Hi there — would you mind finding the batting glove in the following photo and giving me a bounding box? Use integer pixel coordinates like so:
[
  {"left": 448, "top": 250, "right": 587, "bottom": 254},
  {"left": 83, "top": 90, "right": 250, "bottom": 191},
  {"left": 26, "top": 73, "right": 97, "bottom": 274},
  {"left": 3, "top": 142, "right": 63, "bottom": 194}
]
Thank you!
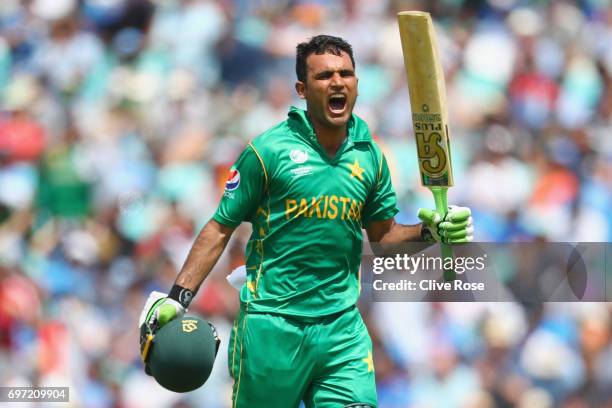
[
  {"left": 418, "top": 205, "right": 473, "bottom": 243},
  {"left": 139, "top": 290, "right": 190, "bottom": 374},
  {"left": 139, "top": 291, "right": 185, "bottom": 329}
]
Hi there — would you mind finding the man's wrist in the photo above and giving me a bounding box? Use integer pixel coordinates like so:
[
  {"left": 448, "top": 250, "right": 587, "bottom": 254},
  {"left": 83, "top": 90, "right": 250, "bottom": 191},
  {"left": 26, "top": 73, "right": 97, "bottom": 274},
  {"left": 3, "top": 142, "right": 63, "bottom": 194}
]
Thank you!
[{"left": 168, "top": 284, "right": 195, "bottom": 309}]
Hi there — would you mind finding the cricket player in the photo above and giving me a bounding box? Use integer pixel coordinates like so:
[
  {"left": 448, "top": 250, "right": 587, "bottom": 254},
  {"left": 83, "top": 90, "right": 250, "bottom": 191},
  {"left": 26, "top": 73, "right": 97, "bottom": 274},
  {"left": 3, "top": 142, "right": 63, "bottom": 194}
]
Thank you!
[{"left": 140, "top": 35, "right": 473, "bottom": 407}]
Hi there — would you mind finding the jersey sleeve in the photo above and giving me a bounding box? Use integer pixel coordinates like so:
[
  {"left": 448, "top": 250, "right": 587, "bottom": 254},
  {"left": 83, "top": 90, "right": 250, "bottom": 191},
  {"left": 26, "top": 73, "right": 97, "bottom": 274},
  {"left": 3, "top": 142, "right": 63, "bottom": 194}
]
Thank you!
[
  {"left": 213, "top": 144, "right": 266, "bottom": 228},
  {"left": 362, "top": 153, "right": 399, "bottom": 227}
]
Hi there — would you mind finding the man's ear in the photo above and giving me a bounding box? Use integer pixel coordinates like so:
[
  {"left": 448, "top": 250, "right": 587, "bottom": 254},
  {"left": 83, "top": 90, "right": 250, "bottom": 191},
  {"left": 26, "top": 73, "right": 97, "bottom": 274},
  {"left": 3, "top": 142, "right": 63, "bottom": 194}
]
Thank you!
[{"left": 295, "top": 81, "right": 306, "bottom": 99}]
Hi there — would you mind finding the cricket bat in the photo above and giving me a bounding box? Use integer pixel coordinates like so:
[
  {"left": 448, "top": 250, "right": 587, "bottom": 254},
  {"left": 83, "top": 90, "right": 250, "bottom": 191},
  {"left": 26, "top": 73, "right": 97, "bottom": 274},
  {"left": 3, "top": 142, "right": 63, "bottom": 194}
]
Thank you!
[{"left": 397, "top": 11, "right": 455, "bottom": 280}]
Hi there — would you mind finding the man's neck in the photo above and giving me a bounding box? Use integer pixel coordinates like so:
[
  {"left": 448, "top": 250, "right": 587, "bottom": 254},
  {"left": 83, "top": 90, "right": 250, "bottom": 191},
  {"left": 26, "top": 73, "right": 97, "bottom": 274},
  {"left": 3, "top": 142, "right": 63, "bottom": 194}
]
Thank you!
[{"left": 308, "top": 115, "right": 347, "bottom": 159}]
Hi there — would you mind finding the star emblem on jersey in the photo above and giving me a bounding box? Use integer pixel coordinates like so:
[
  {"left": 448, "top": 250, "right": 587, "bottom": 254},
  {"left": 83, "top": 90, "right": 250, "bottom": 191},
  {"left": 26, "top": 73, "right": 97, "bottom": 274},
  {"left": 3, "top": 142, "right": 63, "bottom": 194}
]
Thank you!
[
  {"left": 362, "top": 351, "right": 374, "bottom": 372},
  {"left": 348, "top": 159, "right": 365, "bottom": 181}
]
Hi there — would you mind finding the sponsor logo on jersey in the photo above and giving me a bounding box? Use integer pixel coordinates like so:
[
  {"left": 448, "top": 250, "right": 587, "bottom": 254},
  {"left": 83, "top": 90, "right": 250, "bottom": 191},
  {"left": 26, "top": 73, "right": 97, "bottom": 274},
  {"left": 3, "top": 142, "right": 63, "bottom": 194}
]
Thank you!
[
  {"left": 290, "top": 149, "right": 309, "bottom": 164},
  {"left": 290, "top": 165, "right": 313, "bottom": 178},
  {"left": 225, "top": 168, "right": 240, "bottom": 191}
]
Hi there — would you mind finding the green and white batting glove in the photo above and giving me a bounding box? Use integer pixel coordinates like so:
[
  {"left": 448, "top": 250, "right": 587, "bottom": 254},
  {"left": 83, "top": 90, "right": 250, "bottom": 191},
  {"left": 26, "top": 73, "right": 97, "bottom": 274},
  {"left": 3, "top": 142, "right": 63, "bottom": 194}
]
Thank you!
[
  {"left": 418, "top": 205, "right": 474, "bottom": 243},
  {"left": 138, "top": 291, "right": 186, "bottom": 331},
  {"left": 138, "top": 286, "right": 194, "bottom": 374}
]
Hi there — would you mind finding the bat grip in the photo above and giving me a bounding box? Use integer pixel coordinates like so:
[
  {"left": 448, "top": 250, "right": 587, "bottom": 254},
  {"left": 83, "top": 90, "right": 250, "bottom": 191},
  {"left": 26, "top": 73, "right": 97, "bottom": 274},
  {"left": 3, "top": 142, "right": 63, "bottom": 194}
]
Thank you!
[{"left": 431, "top": 187, "right": 455, "bottom": 281}]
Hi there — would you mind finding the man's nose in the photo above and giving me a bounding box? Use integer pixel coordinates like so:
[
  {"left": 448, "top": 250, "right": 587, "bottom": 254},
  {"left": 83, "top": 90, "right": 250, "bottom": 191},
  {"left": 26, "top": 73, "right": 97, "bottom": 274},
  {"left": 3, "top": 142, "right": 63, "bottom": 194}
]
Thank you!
[{"left": 330, "top": 73, "right": 345, "bottom": 88}]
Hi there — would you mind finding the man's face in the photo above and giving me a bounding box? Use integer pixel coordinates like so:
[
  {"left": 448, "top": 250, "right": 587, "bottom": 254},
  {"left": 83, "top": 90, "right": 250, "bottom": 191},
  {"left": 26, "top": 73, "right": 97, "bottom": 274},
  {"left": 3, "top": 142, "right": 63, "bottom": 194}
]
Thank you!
[{"left": 296, "top": 51, "right": 358, "bottom": 129}]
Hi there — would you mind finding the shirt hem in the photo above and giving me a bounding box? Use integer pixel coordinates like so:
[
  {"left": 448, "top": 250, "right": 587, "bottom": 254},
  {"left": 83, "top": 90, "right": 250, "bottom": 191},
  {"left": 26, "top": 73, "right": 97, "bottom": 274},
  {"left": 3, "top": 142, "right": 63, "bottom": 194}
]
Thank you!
[{"left": 240, "top": 302, "right": 358, "bottom": 322}]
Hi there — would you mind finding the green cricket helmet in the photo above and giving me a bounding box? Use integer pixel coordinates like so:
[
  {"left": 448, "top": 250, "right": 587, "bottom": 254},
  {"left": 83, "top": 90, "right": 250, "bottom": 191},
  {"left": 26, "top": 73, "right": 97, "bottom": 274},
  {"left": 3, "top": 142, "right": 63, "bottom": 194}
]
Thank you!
[{"left": 140, "top": 316, "right": 221, "bottom": 393}]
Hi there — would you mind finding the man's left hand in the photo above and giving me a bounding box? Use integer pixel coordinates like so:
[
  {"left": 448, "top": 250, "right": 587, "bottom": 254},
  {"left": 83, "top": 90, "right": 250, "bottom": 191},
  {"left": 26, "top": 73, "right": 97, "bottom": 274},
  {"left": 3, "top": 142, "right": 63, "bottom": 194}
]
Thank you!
[
  {"left": 418, "top": 205, "right": 474, "bottom": 243},
  {"left": 138, "top": 291, "right": 186, "bottom": 373}
]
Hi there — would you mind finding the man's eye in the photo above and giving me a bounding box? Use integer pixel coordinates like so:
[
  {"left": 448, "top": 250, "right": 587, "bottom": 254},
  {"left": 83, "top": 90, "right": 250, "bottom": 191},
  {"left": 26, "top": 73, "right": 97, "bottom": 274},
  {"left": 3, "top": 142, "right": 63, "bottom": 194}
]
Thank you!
[
  {"left": 316, "top": 72, "right": 332, "bottom": 79},
  {"left": 340, "top": 70, "right": 354, "bottom": 77}
]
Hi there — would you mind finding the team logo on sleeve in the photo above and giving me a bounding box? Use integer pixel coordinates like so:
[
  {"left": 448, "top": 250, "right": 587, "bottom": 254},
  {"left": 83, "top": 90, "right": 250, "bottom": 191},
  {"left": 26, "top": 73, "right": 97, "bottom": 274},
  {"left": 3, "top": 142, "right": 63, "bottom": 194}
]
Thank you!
[{"left": 225, "top": 168, "right": 240, "bottom": 191}]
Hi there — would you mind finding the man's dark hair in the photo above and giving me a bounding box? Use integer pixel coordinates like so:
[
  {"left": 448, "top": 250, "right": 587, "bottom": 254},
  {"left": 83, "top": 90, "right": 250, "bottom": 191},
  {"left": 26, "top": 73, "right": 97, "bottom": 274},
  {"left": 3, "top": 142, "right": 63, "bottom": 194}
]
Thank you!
[{"left": 296, "top": 35, "right": 355, "bottom": 83}]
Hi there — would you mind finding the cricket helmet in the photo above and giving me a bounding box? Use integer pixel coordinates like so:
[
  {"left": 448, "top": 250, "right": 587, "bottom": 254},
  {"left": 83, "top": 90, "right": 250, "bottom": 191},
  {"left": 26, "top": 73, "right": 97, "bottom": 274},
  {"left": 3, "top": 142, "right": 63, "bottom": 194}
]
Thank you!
[{"left": 143, "top": 316, "right": 220, "bottom": 393}]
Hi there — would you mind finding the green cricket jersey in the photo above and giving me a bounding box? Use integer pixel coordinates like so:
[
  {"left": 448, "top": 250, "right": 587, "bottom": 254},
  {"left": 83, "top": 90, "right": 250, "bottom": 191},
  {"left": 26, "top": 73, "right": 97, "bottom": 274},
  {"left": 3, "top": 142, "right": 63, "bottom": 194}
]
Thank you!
[{"left": 214, "top": 107, "right": 398, "bottom": 318}]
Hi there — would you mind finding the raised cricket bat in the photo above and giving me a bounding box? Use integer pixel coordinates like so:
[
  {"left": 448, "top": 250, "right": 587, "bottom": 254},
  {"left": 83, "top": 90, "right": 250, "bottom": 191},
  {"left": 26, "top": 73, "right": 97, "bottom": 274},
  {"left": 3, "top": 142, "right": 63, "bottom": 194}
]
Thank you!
[{"left": 397, "top": 11, "right": 455, "bottom": 280}]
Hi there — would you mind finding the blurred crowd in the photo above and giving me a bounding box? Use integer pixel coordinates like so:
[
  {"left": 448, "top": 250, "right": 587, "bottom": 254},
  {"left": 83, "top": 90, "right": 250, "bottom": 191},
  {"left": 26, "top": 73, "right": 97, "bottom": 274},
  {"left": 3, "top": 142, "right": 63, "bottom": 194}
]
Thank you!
[{"left": 0, "top": 0, "right": 611, "bottom": 407}]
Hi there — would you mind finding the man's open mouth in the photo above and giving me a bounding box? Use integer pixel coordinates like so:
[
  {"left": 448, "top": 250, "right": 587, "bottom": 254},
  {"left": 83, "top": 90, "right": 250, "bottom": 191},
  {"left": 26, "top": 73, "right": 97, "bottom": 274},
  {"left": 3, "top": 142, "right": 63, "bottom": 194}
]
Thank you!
[{"left": 328, "top": 94, "right": 347, "bottom": 114}]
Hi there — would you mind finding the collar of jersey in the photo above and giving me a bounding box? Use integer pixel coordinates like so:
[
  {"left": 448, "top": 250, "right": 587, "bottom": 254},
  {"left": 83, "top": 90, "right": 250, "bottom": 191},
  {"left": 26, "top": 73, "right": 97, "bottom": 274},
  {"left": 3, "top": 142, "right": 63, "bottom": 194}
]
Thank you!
[{"left": 287, "top": 106, "right": 372, "bottom": 144}]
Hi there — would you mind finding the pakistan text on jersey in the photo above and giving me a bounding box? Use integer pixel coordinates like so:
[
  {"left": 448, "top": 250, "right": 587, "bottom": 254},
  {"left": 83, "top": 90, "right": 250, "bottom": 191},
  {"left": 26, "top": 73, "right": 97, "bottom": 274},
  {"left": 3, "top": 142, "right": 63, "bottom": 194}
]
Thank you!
[{"left": 285, "top": 196, "right": 364, "bottom": 221}]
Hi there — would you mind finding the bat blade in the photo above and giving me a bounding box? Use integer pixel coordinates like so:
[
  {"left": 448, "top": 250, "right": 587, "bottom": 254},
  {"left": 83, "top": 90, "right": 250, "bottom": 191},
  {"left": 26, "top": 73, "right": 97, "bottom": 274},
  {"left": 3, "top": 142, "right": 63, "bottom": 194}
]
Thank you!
[
  {"left": 397, "top": 11, "right": 453, "bottom": 188},
  {"left": 398, "top": 11, "right": 456, "bottom": 281}
]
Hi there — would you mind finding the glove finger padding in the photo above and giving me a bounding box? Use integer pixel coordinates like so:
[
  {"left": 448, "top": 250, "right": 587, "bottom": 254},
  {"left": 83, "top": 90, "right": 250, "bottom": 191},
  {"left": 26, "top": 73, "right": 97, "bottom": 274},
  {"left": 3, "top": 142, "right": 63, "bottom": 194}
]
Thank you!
[
  {"left": 441, "top": 207, "right": 473, "bottom": 243},
  {"left": 139, "top": 291, "right": 186, "bottom": 376},
  {"left": 447, "top": 237, "right": 472, "bottom": 243},
  {"left": 417, "top": 208, "right": 442, "bottom": 225},
  {"left": 139, "top": 291, "right": 168, "bottom": 327},
  {"left": 445, "top": 205, "right": 471, "bottom": 222},
  {"left": 439, "top": 218, "right": 470, "bottom": 231},
  {"left": 157, "top": 303, "right": 180, "bottom": 326},
  {"left": 444, "top": 226, "right": 474, "bottom": 242},
  {"left": 418, "top": 206, "right": 473, "bottom": 244},
  {"left": 442, "top": 228, "right": 468, "bottom": 240}
]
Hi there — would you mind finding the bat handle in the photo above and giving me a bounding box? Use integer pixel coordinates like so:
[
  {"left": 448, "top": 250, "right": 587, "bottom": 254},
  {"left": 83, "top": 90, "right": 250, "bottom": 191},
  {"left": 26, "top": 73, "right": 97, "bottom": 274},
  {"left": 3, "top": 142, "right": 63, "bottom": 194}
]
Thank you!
[{"left": 431, "top": 186, "right": 455, "bottom": 281}]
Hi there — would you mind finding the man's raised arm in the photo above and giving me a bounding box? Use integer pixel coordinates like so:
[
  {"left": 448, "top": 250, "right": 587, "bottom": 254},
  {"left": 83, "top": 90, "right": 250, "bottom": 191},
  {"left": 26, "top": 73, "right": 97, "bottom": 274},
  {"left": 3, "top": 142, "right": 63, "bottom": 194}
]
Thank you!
[{"left": 365, "top": 205, "right": 474, "bottom": 255}]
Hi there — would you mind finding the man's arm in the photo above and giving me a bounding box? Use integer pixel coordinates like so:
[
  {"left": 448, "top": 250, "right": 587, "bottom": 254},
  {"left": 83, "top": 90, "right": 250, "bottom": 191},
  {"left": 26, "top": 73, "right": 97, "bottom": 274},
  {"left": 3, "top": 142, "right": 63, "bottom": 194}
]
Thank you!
[
  {"left": 175, "top": 219, "right": 235, "bottom": 291},
  {"left": 366, "top": 218, "right": 430, "bottom": 256},
  {"left": 138, "top": 219, "right": 235, "bottom": 331},
  {"left": 363, "top": 147, "right": 473, "bottom": 255},
  {"left": 139, "top": 144, "right": 265, "bottom": 371},
  {"left": 138, "top": 219, "right": 233, "bottom": 368},
  {"left": 366, "top": 205, "right": 474, "bottom": 253},
  {"left": 366, "top": 218, "right": 423, "bottom": 244},
  {"left": 140, "top": 145, "right": 263, "bottom": 326}
]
